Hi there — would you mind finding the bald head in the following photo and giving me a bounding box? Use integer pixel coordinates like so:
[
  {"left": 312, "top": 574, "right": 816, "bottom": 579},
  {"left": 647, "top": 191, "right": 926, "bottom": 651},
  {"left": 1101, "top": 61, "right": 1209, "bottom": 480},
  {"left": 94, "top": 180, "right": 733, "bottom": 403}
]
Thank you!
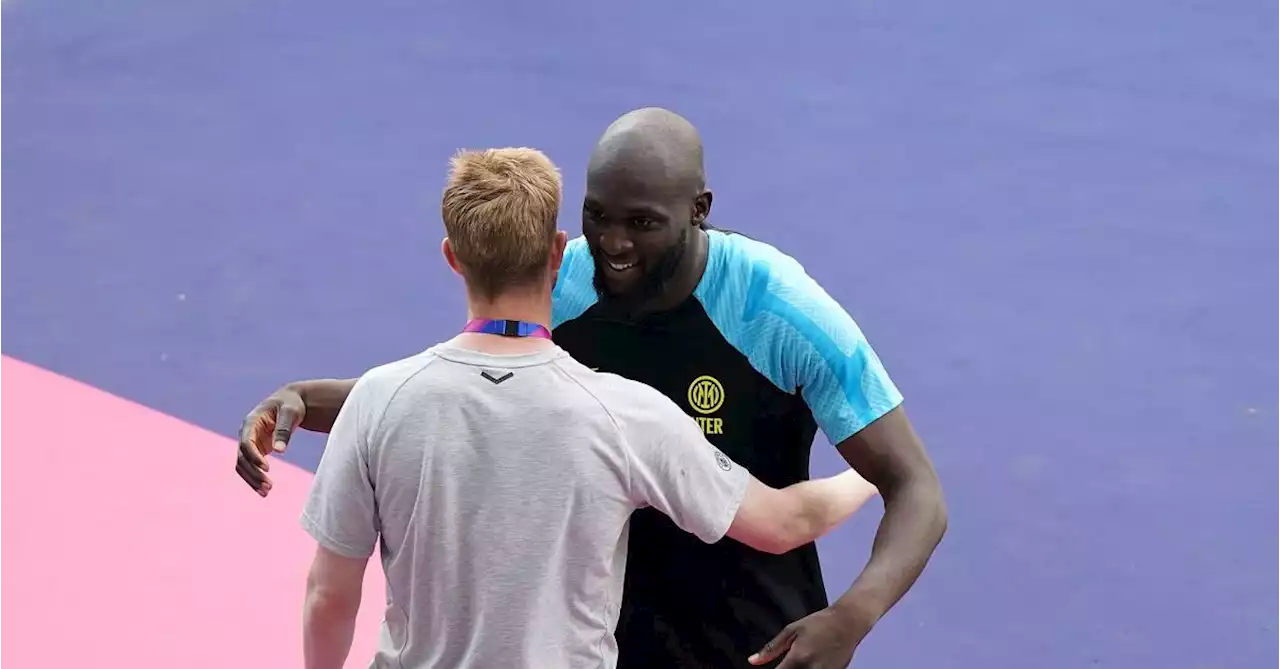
[
  {"left": 587, "top": 107, "right": 705, "bottom": 193},
  {"left": 580, "top": 108, "right": 714, "bottom": 307}
]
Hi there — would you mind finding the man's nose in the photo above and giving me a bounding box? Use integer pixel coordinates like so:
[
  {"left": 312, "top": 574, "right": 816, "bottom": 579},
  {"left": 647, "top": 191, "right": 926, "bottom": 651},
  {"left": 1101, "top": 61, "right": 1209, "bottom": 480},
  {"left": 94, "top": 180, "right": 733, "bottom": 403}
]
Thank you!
[{"left": 598, "top": 228, "right": 634, "bottom": 256}]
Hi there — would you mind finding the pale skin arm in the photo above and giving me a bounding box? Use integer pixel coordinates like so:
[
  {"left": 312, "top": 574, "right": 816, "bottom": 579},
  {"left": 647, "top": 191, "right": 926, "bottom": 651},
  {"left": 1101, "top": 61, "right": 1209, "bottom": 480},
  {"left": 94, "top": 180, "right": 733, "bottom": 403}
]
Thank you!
[
  {"left": 612, "top": 382, "right": 880, "bottom": 557},
  {"left": 302, "top": 545, "right": 369, "bottom": 669},
  {"left": 727, "top": 469, "right": 878, "bottom": 555}
]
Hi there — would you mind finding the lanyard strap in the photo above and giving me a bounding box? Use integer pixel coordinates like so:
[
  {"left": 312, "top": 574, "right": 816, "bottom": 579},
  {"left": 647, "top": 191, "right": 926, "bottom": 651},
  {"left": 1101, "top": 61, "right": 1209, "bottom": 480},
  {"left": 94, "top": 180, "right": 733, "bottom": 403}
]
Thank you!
[{"left": 462, "top": 318, "right": 553, "bottom": 340}]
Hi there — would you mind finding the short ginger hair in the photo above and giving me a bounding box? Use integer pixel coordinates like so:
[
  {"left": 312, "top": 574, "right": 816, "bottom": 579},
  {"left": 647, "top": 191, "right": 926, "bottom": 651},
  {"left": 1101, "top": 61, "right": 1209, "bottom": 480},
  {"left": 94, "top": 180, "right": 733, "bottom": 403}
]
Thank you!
[{"left": 441, "top": 147, "right": 562, "bottom": 298}]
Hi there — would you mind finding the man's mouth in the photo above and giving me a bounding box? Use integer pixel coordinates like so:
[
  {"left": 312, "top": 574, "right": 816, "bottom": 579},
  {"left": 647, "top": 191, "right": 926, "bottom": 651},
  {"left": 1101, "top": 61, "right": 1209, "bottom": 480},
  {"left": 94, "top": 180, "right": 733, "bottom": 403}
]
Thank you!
[{"left": 605, "top": 260, "right": 638, "bottom": 272}]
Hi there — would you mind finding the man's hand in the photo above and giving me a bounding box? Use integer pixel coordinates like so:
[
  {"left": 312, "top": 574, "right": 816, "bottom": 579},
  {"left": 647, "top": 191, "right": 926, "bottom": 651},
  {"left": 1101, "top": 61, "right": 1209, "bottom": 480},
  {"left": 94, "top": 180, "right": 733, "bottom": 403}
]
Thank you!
[
  {"left": 235, "top": 387, "right": 306, "bottom": 496},
  {"left": 234, "top": 378, "right": 360, "bottom": 496},
  {"left": 748, "top": 606, "right": 871, "bottom": 668}
]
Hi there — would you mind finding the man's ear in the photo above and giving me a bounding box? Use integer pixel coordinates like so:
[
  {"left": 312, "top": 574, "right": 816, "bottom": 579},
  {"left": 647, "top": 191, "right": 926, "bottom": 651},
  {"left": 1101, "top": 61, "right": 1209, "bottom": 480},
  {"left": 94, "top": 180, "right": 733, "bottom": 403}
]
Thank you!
[
  {"left": 442, "top": 237, "right": 464, "bottom": 276},
  {"left": 550, "top": 230, "right": 568, "bottom": 272},
  {"left": 693, "top": 189, "right": 713, "bottom": 224}
]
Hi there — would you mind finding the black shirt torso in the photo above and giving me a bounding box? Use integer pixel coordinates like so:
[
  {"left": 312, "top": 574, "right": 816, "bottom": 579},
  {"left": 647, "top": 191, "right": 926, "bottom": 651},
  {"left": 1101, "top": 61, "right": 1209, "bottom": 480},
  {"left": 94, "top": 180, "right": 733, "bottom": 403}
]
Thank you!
[{"left": 554, "top": 296, "right": 830, "bottom": 668}]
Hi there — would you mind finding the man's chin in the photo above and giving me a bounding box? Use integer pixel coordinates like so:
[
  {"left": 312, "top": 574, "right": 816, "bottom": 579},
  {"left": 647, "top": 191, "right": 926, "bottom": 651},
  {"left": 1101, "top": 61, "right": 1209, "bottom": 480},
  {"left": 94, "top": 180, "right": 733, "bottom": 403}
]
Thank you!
[
  {"left": 593, "top": 265, "right": 640, "bottom": 297},
  {"left": 595, "top": 283, "right": 639, "bottom": 302}
]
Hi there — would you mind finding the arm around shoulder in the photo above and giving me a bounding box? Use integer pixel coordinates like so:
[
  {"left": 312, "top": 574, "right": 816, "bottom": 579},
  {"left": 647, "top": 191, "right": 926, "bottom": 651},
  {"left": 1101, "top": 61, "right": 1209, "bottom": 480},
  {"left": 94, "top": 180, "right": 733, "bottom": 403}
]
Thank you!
[
  {"left": 292, "top": 378, "right": 360, "bottom": 433},
  {"left": 617, "top": 381, "right": 878, "bottom": 555}
]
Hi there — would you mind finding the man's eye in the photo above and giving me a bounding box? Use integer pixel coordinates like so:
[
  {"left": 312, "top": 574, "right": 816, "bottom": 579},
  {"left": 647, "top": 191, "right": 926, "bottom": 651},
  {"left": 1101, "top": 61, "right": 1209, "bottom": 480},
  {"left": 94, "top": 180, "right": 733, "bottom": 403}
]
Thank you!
[{"left": 631, "top": 218, "right": 656, "bottom": 230}]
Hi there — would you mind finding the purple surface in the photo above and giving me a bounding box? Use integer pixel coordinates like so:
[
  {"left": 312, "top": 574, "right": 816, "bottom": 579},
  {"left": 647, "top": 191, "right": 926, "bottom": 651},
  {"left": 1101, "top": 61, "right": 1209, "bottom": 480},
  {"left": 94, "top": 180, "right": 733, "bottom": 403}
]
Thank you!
[{"left": 3, "top": 0, "right": 1276, "bottom": 665}]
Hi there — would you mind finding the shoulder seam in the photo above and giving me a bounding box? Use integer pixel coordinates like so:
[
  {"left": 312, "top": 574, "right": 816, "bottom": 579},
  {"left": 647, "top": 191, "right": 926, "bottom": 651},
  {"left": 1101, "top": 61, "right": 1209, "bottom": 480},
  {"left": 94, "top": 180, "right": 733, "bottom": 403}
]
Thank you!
[{"left": 364, "top": 353, "right": 445, "bottom": 450}]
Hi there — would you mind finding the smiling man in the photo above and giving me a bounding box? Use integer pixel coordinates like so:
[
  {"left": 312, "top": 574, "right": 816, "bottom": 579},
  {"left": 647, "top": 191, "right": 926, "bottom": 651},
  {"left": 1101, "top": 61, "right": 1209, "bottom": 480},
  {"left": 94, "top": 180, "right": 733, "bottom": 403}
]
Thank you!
[{"left": 237, "top": 108, "right": 947, "bottom": 668}]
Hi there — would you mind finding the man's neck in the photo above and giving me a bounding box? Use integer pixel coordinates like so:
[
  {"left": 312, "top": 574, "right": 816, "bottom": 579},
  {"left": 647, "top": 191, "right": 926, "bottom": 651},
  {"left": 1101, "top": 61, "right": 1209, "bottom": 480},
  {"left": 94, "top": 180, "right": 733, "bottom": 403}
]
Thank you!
[
  {"left": 636, "top": 226, "right": 710, "bottom": 315},
  {"left": 455, "top": 290, "right": 555, "bottom": 354},
  {"left": 467, "top": 302, "right": 552, "bottom": 329}
]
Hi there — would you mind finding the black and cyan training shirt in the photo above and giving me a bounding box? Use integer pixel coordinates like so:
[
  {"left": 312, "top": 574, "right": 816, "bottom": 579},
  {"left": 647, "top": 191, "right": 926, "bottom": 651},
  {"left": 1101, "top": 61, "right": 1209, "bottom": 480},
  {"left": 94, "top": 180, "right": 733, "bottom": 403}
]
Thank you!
[{"left": 549, "top": 228, "right": 904, "bottom": 668}]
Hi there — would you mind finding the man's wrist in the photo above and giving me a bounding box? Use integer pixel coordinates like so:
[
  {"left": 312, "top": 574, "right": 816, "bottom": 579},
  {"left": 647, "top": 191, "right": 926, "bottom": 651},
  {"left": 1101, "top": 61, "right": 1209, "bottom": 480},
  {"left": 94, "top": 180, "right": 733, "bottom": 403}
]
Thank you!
[
  {"left": 830, "top": 580, "right": 888, "bottom": 632},
  {"left": 285, "top": 379, "right": 315, "bottom": 397}
]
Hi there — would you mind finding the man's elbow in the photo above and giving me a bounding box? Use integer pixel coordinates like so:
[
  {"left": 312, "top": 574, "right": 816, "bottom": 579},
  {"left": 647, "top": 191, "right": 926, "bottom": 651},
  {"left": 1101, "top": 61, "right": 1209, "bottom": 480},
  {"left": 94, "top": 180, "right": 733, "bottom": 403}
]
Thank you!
[
  {"left": 925, "top": 472, "right": 948, "bottom": 538},
  {"left": 765, "top": 490, "right": 862, "bottom": 555},
  {"left": 305, "top": 574, "right": 363, "bottom": 619},
  {"left": 892, "top": 470, "right": 948, "bottom": 543},
  {"left": 728, "top": 516, "right": 810, "bottom": 555},
  {"left": 305, "top": 591, "right": 362, "bottom": 634},
  {"left": 754, "top": 534, "right": 800, "bottom": 556},
  {"left": 927, "top": 492, "right": 948, "bottom": 545},
  {"left": 758, "top": 512, "right": 823, "bottom": 555}
]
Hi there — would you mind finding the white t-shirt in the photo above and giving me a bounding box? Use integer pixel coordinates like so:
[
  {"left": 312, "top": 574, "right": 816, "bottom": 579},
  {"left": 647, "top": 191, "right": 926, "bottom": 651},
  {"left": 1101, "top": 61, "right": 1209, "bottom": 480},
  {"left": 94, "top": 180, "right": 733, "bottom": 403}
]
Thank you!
[{"left": 301, "top": 342, "right": 750, "bottom": 668}]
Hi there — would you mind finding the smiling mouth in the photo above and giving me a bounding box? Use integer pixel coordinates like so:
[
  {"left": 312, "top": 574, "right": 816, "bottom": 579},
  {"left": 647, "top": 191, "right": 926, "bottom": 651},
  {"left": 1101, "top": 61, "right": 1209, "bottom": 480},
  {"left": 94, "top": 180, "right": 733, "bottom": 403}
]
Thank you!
[{"left": 606, "top": 261, "right": 637, "bottom": 272}]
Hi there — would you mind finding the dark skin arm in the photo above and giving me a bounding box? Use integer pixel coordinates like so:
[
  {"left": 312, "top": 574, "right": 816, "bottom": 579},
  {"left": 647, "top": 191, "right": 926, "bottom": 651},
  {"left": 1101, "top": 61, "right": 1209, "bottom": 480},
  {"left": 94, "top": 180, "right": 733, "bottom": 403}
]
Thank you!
[
  {"left": 235, "top": 378, "right": 357, "bottom": 495},
  {"left": 289, "top": 379, "right": 356, "bottom": 433},
  {"left": 833, "top": 405, "right": 947, "bottom": 622},
  {"left": 750, "top": 405, "right": 947, "bottom": 667}
]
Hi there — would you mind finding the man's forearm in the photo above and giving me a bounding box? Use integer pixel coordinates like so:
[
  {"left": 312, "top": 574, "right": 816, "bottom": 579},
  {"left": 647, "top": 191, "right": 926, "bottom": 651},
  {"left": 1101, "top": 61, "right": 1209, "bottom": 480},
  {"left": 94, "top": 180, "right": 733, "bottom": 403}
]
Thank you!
[
  {"left": 833, "top": 475, "right": 947, "bottom": 623},
  {"left": 289, "top": 379, "right": 358, "bottom": 434},
  {"left": 785, "top": 470, "right": 879, "bottom": 550},
  {"left": 798, "top": 470, "right": 880, "bottom": 539},
  {"left": 303, "top": 592, "right": 360, "bottom": 669}
]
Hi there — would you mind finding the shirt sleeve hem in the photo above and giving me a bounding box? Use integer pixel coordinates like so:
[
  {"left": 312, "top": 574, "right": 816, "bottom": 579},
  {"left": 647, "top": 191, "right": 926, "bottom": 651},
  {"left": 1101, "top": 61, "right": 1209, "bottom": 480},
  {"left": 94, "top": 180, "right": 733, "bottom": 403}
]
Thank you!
[
  {"left": 299, "top": 511, "right": 375, "bottom": 560},
  {"left": 702, "top": 467, "right": 751, "bottom": 544},
  {"left": 824, "top": 394, "right": 906, "bottom": 446}
]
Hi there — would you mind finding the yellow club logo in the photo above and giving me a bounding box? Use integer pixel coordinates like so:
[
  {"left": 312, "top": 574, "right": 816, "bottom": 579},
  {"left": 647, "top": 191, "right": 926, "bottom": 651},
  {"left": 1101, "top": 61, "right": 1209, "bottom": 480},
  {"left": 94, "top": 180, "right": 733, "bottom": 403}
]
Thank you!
[{"left": 687, "top": 375, "right": 725, "bottom": 415}]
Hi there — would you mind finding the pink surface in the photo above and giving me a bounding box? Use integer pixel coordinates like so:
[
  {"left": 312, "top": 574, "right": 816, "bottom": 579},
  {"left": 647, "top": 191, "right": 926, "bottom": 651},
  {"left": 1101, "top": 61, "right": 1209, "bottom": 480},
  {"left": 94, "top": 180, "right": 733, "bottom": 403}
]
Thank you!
[{"left": 1, "top": 356, "right": 388, "bottom": 667}]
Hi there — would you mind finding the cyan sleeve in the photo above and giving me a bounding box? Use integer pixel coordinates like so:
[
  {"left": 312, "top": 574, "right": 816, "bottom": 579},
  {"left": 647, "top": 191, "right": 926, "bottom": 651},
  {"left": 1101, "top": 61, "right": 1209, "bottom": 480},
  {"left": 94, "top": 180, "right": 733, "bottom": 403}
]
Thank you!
[
  {"left": 551, "top": 236, "right": 600, "bottom": 329},
  {"left": 694, "top": 231, "right": 904, "bottom": 445}
]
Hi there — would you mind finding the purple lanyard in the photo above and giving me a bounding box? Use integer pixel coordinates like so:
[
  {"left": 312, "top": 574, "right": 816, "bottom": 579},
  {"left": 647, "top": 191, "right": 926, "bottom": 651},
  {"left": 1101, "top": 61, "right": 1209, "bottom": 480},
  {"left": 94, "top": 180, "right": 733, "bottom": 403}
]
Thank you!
[{"left": 462, "top": 318, "right": 553, "bottom": 340}]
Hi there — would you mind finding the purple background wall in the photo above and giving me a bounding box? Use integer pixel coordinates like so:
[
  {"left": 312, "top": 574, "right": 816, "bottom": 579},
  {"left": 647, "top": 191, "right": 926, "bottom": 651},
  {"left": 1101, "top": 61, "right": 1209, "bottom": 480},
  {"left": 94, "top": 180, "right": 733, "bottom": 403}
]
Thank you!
[{"left": 3, "top": 0, "right": 1276, "bottom": 665}]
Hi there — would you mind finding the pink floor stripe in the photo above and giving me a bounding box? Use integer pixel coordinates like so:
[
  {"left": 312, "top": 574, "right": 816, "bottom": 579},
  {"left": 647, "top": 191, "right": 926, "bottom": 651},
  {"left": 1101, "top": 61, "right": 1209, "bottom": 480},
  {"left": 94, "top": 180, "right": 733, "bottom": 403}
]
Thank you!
[{"left": 1, "top": 356, "right": 388, "bottom": 668}]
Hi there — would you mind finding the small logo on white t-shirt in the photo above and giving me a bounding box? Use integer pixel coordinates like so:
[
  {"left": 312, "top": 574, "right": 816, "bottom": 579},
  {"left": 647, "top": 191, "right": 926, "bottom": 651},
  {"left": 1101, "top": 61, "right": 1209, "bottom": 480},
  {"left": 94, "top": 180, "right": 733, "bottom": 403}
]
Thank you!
[
  {"left": 480, "top": 370, "right": 515, "bottom": 385},
  {"left": 714, "top": 450, "right": 732, "bottom": 472}
]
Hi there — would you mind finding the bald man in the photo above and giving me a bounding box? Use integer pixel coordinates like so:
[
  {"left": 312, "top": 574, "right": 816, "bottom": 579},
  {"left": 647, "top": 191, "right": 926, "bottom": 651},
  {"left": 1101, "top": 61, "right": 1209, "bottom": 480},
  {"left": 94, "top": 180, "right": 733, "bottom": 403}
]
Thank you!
[{"left": 236, "top": 108, "right": 947, "bottom": 668}]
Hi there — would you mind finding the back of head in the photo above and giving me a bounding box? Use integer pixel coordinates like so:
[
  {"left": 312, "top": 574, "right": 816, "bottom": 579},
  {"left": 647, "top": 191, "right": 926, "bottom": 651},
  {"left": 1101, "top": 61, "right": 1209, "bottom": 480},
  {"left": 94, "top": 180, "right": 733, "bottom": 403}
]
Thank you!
[{"left": 441, "top": 148, "right": 563, "bottom": 299}]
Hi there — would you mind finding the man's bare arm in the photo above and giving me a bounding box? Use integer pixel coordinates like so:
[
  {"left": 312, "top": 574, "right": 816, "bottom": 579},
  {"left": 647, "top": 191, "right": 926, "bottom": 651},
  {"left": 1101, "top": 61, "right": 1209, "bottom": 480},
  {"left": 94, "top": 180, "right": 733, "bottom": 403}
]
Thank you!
[
  {"left": 303, "top": 545, "right": 368, "bottom": 669},
  {"left": 727, "top": 470, "right": 879, "bottom": 555},
  {"left": 831, "top": 405, "right": 947, "bottom": 628},
  {"left": 289, "top": 378, "right": 358, "bottom": 433}
]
